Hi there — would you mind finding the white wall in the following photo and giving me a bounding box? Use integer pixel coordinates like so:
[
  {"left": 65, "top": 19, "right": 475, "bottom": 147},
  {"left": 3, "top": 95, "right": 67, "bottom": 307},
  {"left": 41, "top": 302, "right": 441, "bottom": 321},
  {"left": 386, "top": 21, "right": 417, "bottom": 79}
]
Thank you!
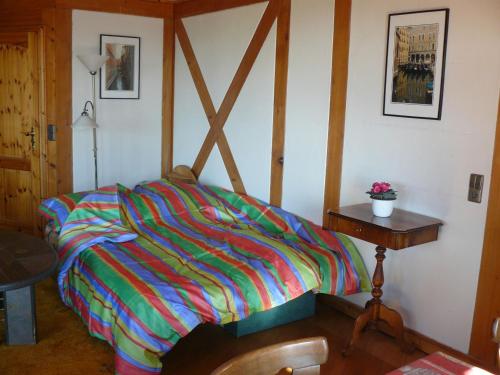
[
  {"left": 173, "top": 0, "right": 334, "bottom": 222},
  {"left": 72, "top": 10, "right": 164, "bottom": 191},
  {"left": 341, "top": 0, "right": 500, "bottom": 353}
]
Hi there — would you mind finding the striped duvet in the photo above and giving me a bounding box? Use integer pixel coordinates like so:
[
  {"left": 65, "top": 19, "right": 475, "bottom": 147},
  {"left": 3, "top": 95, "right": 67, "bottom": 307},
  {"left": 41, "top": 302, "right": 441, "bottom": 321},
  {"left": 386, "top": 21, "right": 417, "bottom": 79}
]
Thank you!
[{"left": 41, "top": 180, "right": 370, "bottom": 374}]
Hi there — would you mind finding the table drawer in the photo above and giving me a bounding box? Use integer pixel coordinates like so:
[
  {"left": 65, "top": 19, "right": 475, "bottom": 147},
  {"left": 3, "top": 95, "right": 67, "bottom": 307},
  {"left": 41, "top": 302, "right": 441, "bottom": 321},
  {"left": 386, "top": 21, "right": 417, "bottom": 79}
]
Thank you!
[{"left": 331, "top": 216, "right": 392, "bottom": 247}]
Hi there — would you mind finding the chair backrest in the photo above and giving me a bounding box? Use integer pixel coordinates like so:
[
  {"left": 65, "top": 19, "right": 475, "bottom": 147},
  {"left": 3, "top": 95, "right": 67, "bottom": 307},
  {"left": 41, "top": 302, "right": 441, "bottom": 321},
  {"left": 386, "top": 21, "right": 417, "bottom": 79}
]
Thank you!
[
  {"left": 493, "top": 317, "right": 500, "bottom": 371},
  {"left": 211, "top": 337, "right": 328, "bottom": 375}
]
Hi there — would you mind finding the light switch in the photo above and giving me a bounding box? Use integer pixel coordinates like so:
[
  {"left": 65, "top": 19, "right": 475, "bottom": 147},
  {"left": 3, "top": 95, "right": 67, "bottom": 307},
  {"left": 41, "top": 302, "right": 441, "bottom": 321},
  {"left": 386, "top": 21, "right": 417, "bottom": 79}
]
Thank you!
[
  {"left": 468, "top": 174, "right": 484, "bottom": 203},
  {"left": 48, "top": 124, "right": 56, "bottom": 141}
]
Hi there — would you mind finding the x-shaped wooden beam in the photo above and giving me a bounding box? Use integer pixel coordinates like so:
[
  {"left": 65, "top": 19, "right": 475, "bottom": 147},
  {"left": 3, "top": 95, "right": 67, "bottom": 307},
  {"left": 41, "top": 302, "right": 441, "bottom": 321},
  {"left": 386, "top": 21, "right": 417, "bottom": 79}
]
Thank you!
[{"left": 175, "top": 0, "right": 281, "bottom": 194}]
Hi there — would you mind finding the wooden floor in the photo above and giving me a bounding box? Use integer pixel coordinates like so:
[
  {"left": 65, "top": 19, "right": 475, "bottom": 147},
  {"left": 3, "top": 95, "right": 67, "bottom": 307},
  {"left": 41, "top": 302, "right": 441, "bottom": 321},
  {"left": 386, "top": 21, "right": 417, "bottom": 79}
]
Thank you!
[{"left": 0, "top": 279, "right": 426, "bottom": 374}]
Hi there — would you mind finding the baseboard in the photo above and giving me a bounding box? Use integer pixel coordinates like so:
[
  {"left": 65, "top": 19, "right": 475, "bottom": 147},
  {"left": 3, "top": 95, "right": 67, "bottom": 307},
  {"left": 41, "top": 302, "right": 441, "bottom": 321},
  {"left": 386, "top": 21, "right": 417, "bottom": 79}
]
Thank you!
[{"left": 318, "top": 295, "right": 495, "bottom": 372}]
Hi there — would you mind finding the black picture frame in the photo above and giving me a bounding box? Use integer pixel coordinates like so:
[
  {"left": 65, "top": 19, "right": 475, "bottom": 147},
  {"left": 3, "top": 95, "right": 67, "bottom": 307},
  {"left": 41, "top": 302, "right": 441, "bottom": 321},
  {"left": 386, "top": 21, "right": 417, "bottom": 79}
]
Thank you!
[
  {"left": 99, "top": 34, "right": 141, "bottom": 100},
  {"left": 382, "top": 9, "right": 449, "bottom": 120}
]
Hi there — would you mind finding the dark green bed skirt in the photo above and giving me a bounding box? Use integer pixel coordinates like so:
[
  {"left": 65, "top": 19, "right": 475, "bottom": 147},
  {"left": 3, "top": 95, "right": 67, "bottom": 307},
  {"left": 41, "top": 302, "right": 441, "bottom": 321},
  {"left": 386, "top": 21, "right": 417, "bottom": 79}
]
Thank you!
[{"left": 223, "top": 291, "right": 316, "bottom": 337}]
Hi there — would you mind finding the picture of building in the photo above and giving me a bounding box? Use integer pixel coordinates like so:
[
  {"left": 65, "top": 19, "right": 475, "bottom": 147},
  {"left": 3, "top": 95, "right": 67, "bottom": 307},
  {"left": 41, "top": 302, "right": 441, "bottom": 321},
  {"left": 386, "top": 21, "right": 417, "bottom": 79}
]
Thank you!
[{"left": 392, "top": 23, "right": 439, "bottom": 104}]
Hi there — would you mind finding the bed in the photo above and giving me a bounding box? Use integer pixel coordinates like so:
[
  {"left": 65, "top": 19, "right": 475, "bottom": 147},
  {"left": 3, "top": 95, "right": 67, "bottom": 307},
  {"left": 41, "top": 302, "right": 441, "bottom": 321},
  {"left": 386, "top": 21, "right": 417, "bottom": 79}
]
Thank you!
[{"left": 39, "top": 175, "right": 370, "bottom": 375}]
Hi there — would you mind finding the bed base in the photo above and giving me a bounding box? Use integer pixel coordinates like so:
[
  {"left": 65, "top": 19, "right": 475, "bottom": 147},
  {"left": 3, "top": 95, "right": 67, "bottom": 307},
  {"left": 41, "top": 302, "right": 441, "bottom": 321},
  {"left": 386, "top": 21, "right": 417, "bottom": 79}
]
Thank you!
[{"left": 223, "top": 291, "right": 316, "bottom": 337}]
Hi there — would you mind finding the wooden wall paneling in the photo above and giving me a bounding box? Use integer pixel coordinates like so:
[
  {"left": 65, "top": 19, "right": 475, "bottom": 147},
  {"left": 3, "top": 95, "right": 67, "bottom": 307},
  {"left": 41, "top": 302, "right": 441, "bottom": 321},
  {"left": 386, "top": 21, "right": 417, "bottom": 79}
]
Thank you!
[
  {"left": 0, "top": 0, "right": 54, "bottom": 32},
  {"left": 0, "top": 44, "right": 10, "bottom": 223},
  {"left": 55, "top": 0, "right": 173, "bottom": 18},
  {"left": 269, "top": 0, "right": 290, "bottom": 207},
  {"left": 0, "top": 44, "right": 4, "bottom": 219},
  {"left": 41, "top": 8, "right": 59, "bottom": 198},
  {"left": 54, "top": 8, "right": 72, "bottom": 194},
  {"left": 191, "top": 0, "right": 280, "bottom": 185},
  {"left": 174, "top": 0, "right": 268, "bottom": 19},
  {"left": 161, "top": 15, "right": 176, "bottom": 177},
  {"left": 175, "top": 19, "right": 245, "bottom": 193},
  {"left": 469, "top": 94, "right": 500, "bottom": 367},
  {"left": 322, "top": 0, "right": 351, "bottom": 227}
]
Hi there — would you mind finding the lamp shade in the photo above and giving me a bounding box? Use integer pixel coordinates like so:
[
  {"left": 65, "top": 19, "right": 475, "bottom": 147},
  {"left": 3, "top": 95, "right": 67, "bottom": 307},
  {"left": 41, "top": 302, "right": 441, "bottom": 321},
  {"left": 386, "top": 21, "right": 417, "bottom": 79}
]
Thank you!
[
  {"left": 72, "top": 112, "right": 98, "bottom": 129},
  {"left": 77, "top": 54, "right": 108, "bottom": 74}
]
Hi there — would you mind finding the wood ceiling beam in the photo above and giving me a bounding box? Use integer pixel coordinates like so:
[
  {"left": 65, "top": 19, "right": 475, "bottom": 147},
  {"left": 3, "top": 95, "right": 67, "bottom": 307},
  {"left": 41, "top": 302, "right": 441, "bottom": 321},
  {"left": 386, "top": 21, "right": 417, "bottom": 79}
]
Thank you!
[
  {"left": 55, "top": 0, "right": 173, "bottom": 18},
  {"left": 174, "top": 0, "right": 268, "bottom": 19}
]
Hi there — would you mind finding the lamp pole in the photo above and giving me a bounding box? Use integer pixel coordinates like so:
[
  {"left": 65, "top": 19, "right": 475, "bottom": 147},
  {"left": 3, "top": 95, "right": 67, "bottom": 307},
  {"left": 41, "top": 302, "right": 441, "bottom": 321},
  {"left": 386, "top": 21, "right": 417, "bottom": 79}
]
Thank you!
[
  {"left": 90, "top": 71, "right": 98, "bottom": 190},
  {"left": 75, "top": 53, "right": 107, "bottom": 191}
]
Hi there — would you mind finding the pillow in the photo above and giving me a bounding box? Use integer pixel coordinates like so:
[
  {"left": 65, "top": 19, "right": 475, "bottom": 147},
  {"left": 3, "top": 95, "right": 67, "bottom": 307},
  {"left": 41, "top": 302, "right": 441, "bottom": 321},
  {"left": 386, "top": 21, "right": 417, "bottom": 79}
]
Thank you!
[
  {"left": 132, "top": 179, "right": 225, "bottom": 218},
  {"left": 38, "top": 192, "right": 88, "bottom": 233}
]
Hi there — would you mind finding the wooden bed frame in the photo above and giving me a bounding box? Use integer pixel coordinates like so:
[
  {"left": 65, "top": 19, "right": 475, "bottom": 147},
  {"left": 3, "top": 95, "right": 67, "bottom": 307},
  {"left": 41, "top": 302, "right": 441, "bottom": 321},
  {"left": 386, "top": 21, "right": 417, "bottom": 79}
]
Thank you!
[{"left": 167, "top": 165, "right": 198, "bottom": 185}]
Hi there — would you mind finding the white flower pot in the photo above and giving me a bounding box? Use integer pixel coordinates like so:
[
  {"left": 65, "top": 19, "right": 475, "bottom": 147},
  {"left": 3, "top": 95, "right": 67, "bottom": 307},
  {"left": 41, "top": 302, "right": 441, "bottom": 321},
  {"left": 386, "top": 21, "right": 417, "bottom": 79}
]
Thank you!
[{"left": 371, "top": 199, "right": 395, "bottom": 218}]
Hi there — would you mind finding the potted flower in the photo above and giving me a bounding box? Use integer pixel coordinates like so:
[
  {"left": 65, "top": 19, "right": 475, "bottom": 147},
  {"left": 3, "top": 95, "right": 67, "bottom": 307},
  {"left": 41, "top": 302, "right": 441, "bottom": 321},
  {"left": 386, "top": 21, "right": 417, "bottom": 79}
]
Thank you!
[{"left": 367, "top": 182, "right": 397, "bottom": 217}]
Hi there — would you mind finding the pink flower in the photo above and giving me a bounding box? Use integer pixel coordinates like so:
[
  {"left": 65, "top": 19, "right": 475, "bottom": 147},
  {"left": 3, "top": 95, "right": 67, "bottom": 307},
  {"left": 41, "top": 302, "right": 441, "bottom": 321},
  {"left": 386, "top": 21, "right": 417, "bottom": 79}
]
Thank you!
[
  {"left": 372, "top": 185, "right": 382, "bottom": 194},
  {"left": 380, "top": 182, "right": 391, "bottom": 192}
]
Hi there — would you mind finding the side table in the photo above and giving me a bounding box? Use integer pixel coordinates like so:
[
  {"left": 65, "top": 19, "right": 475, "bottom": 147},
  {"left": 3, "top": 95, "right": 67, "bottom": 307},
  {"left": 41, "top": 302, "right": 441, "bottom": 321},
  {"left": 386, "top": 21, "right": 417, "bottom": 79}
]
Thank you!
[
  {"left": 327, "top": 204, "right": 442, "bottom": 354},
  {"left": 0, "top": 229, "right": 58, "bottom": 345}
]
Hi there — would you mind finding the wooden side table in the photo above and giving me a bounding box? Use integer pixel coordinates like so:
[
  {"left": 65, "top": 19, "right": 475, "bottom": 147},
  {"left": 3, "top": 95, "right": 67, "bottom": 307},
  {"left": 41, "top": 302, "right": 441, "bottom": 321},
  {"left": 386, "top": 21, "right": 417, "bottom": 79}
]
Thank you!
[
  {"left": 0, "top": 230, "right": 58, "bottom": 345},
  {"left": 327, "top": 204, "right": 442, "bottom": 354}
]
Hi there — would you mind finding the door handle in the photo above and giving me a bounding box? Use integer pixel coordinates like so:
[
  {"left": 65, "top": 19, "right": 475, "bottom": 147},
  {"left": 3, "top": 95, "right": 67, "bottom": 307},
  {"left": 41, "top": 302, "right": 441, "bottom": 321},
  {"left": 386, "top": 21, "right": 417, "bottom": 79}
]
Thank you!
[{"left": 23, "top": 127, "right": 36, "bottom": 150}]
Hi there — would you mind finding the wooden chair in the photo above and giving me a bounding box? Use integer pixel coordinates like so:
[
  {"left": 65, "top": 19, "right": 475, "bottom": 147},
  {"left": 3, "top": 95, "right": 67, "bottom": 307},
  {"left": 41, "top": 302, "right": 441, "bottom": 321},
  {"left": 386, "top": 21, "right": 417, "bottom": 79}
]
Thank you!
[
  {"left": 493, "top": 317, "right": 500, "bottom": 371},
  {"left": 211, "top": 337, "right": 328, "bottom": 375}
]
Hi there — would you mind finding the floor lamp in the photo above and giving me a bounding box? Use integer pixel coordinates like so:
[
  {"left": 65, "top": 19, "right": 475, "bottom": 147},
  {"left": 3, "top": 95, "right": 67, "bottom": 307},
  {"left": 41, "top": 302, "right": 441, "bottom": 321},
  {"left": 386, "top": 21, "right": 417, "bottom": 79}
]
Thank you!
[{"left": 72, "top": 54, "right": 108, "bottom": 190}]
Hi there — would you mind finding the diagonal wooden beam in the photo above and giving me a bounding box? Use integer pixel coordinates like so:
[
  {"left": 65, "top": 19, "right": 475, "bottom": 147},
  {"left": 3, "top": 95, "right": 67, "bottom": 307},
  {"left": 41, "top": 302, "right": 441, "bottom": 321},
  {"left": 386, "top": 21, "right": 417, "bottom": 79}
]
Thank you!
[
  {"left": 175, "top": 18, "right": 246, "bottom": 194},
  {"left": 191, "top": 0, "right": 280, "bottom": 179},
  {"left": 269, "top": 0, "right": 290, "bottom": 207}
]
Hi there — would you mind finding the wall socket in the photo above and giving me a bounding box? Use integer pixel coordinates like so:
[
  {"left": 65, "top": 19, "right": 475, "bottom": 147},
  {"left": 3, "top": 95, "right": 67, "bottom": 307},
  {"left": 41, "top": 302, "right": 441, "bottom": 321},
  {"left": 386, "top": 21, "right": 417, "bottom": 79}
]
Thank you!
[{"left": 468, "top": 174, "right": 484, "bottom": 203}]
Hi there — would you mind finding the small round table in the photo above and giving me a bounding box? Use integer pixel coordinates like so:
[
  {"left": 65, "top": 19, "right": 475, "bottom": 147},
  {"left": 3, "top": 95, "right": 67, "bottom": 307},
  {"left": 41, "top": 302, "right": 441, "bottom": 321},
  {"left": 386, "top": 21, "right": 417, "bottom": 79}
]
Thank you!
[{"left": 0, "top": 229, "right": 58, "bottom": 345}]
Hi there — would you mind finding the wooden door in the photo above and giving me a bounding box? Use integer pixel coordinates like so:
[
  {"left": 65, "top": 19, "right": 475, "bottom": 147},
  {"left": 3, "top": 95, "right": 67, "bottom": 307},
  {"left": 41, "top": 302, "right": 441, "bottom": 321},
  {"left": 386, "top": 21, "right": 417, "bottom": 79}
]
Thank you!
[
  {"left": 470, "top": 95, "right": 500, "bottom": 369},
  {"left": 0, "top": 32, "right": 42, "bottom": 234}
]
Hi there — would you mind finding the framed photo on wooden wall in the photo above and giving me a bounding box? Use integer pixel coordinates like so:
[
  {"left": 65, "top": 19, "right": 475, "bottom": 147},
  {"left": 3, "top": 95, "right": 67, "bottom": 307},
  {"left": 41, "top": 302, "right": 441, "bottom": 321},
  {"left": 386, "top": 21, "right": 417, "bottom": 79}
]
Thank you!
[
  {"left": 100, "top": 34, "right": 140, "bottom": 99},
  {"left": 383, "top": 9, "right": 449, "bottom": 120}
]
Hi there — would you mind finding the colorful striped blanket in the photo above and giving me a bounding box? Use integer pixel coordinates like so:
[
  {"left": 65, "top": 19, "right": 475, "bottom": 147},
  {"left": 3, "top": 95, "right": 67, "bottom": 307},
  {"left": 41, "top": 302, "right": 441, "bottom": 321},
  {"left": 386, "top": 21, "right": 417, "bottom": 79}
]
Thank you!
[{"left": 42, "top": 180, "right": 370, "bottom": 374}]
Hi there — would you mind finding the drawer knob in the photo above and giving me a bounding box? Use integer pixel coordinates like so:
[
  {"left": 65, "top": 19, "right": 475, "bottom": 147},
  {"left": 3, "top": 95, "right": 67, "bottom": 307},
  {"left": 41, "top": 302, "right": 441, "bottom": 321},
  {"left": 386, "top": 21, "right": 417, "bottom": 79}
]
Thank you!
[{"left": 355, "top": 227, "right": 362, "bottom": 232}]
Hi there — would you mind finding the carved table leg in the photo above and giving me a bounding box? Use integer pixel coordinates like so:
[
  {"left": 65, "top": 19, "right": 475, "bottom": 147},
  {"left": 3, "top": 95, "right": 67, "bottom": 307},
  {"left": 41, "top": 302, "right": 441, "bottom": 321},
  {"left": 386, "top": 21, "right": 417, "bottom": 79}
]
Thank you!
[
  {"left": 344, "top": 245, "right": 411, "bottom": 354},
  {"left": 342, "top": 303, "right": 374, "bottom": 356}
]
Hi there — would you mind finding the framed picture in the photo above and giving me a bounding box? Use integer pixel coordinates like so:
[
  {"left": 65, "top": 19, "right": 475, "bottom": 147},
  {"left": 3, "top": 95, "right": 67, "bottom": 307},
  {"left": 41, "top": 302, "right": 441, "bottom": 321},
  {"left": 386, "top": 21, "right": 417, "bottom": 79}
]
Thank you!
[
  {"left": 383, "top": 9, "right": 449, "bottom": 120},
  {"left": 100, "top": 34, "right": 140, "bottom": 99}
]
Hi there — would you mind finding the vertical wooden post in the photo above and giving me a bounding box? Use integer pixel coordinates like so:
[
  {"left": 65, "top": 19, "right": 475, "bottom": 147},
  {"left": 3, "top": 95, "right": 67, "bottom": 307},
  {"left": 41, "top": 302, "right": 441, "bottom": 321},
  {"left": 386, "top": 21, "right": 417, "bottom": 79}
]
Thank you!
[
  {"left": 322, "top": 0, "right": 351, "bottom": 227},
  {"left": 162, "top": 10, "right": 175, "bottom": 178},
  {"left": 54, "top": 8, "right": 73, "bottom": 194},
  {"left": 270, "top": 0, "right": 291, "bottom": 207}
]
